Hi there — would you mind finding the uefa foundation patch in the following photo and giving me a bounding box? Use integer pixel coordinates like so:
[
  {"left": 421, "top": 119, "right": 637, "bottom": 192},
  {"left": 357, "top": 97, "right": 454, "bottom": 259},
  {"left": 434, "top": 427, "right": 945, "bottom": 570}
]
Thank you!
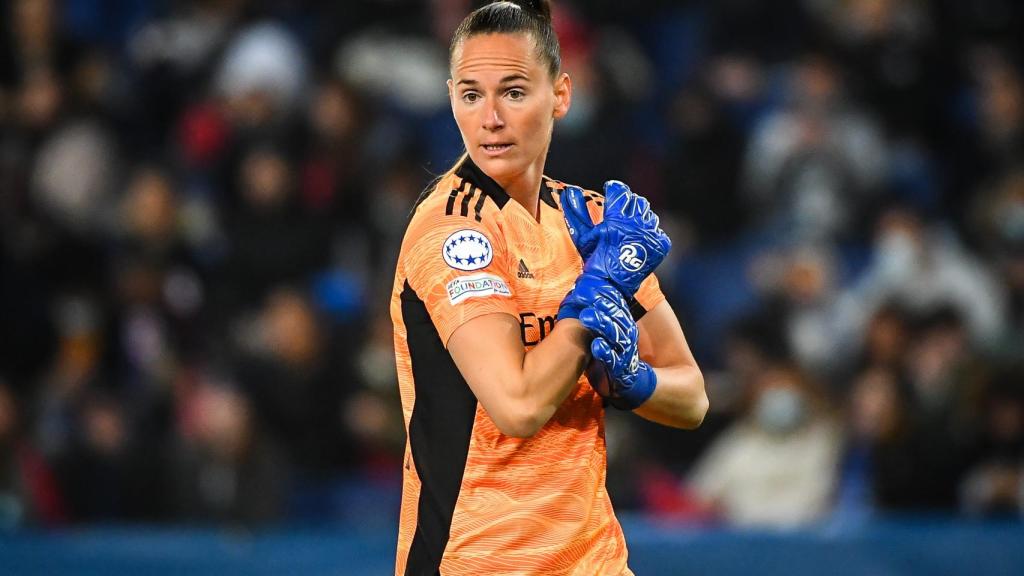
[{"left": 447, "top": 273, "right": 511, "bottom": 305}]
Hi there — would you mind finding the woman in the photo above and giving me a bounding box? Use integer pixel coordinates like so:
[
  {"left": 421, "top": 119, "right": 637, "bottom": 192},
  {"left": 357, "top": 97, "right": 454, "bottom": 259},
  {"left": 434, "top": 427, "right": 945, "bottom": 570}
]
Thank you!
[{"left": 390, "top": 2, "right": 708, "bottom": 574}]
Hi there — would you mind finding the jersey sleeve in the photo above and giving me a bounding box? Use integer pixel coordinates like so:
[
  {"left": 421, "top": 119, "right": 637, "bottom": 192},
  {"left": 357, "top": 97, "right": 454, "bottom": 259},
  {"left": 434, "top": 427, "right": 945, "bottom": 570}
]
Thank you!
[
  {"left": 403, "top": 213, "right": 517, "bottom": 346},
  {"left": 633, "top": 272, "right": 666, "bottom": 316}
]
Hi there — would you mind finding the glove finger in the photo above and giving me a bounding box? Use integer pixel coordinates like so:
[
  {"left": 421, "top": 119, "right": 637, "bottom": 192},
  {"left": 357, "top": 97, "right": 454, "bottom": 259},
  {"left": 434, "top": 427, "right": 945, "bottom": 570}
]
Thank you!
[
  {"left": 591, "top": 336, "right": 617, "bottom": 367},
  {"left": 603, "top": 180, "right": 631, "bottom": 214},
  {"left": 591, "top": 283, "right": 625, "bottom": 307},
  {"left": 561, "top": 186, "right": 598, "bottom": 255},
  {"left": 636, "top": 194, "right": 650, "bottom": 214},
  {"left": 589, "top": 290, "right": 627, "bottom": 319},
  {"left": 574, "top": 274, "right": 615, "bottom": 304},
  {"left": 580, "top": 306, "right": 623, "bottom": 346},
  {"left": 659, "top": 228, "right": 672, "bottom": 253},
  {"left": 592, "top": 295, "right": 633, "bottom": 336},
  {"left": 622, "top": 192, "right": 640, "bottom": 219},
  {"left": 636, "top": 196, "right": 657, "bottom": 228},
  {"left": 576, "top": 274, "right": 632, "bottom": 310},
  {"left": 579, "top": 307, "right": 600, "bottom": 333},
  {"left": 641, "top": 225, "right": 672, "bottom": 257},
  {"left": 591, "top": 282, "right": 628, "bottom": 306}
]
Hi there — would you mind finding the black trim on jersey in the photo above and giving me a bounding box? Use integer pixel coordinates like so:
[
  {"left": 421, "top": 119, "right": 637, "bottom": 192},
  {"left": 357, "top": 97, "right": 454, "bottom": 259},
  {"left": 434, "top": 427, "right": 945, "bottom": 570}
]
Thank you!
[
  {"left": 628, "top": 297, "right": 648, "bottom": 321},
  {"left": 582, "top": 192, "right": 604, "bottom": 208},
  {"left": 456, "top": 157, "right": 568, "bottom": 214},
  {"left": 401, "top": 281, "right": 478, "bottom": 576},
  {"left": 472, "top": 190, "right": 487, "bottom": 222},
  {"left": 460, "top": 184, "right": 477, "bottom": 218},
  {"left": 456, "top": 157, "right": 509, "bottom": 209},
  {"left": 548, "top": 179, "right": 604, "bottom": 211},
  {"left": 540, "top": 179, "right": 558, "bottom": 209},
  {"left": 444, "top": 179, "right": 470, "bottom": 216},
  {"left": 445, "top": 185, "right": 458, "bottom": 216}
]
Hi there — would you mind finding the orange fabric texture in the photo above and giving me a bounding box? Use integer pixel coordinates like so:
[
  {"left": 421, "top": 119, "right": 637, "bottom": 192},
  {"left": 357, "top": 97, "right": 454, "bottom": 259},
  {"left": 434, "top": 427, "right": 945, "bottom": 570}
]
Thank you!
[{"left": 391, "top": 166, "right": 664, "bottom": 575}]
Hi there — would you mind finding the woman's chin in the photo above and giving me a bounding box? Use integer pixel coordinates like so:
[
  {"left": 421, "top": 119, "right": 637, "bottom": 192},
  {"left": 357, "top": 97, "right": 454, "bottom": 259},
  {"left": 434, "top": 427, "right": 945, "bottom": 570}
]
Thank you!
[{"left": 472, "top": 155, "right": 519, "bottom": 182}]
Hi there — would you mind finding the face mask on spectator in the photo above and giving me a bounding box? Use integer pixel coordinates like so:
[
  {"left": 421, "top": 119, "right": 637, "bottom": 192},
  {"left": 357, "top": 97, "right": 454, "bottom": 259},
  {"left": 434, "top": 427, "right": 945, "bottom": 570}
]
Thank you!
[
  {"left": 755, "top": 388, "right": 807, "bottom": 434},
  {"left": 997, "top": 202, "right": 1024, "bottom": 245},
  {"left": 877, "top": 229, "right": 921, "bottom": 277}
]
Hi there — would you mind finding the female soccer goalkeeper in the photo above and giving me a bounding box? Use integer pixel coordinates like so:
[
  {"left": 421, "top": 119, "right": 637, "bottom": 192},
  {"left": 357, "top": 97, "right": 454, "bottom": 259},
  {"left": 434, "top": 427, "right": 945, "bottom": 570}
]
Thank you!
[{"left": 390, "top": 1, "right": 708, "bottom": 574}]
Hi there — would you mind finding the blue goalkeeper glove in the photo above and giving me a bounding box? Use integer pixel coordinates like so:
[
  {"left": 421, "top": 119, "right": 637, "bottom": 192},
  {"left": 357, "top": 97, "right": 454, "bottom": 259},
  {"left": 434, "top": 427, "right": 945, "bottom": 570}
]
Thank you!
[
  {"left": 578, "top": 287, "right": 657, "bottom": 410},
  {"left": 557, "top": 273, "right": 623, "bottom": 322},
  {"left": 561, "top": 180, "right": 672, "bottom": 297}
]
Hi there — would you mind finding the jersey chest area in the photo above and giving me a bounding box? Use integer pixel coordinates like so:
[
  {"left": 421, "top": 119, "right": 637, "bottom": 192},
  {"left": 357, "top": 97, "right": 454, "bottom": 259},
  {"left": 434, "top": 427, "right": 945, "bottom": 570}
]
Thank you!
[{"left": 494, "top": 208, "right": 583, "bottom": 347}]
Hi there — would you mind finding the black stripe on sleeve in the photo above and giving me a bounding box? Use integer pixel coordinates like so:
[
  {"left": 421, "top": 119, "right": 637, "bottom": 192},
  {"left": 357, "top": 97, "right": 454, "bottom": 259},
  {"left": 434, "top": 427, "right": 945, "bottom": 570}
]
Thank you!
[
  {"left": 445, "top": 189, "right": 458, "bottom": 216},
  {"left": 460, "top": 185, "right": 477, "bottom": 218},
  {"left": 401, "top": 281, "right": 478, "bottom": 575},
  {"left": 473, "top": 190, "right": 487, "bottom": 222},
  {"left": 445, "top": 180, "right": 469, "bottom": 216}
]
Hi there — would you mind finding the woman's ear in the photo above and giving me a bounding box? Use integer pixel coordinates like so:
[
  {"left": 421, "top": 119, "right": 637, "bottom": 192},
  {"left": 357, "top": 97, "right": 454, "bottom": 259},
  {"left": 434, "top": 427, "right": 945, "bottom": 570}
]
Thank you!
[{"left": 553, "top": 72, "right": 572, "bottom": 120}]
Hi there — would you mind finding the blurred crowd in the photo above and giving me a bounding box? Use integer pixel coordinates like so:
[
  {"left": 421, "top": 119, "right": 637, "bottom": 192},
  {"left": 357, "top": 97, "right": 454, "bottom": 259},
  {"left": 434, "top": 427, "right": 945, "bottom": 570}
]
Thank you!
[{"left": 1, "top": 0, "right": 1023, "bottom": 530}]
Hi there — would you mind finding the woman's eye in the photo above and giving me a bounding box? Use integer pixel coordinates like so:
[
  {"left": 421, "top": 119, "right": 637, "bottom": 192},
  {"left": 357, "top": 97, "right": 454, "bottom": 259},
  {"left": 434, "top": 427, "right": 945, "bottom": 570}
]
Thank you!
[
  {"left": 463, "top": 92, "right": 480, "bottom": 103},
  {"left": 507, "top": 89, "right": 525, "bottom": 100}
]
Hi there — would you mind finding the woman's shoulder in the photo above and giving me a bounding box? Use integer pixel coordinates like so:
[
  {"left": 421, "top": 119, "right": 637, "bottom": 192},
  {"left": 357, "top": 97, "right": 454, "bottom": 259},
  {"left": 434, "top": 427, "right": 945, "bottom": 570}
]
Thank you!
[
  {"left": 542, "top": 175, "right": 602, "bottom": 197},
  {"left": 404, "top": 170, "right": 504, "bottom": 240},
  {"left": 542, "top": 175, "right": 603, "bottom": 220},
  {"left": 410, "top": 171, "right": 463, "bottom": 216}
]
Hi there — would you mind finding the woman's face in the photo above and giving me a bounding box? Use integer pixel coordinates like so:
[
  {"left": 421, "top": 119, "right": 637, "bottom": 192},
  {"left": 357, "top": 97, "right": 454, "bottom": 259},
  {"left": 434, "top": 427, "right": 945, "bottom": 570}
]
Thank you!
[{"left": 449, "top": 32, "right": 570, "bottom": 190}]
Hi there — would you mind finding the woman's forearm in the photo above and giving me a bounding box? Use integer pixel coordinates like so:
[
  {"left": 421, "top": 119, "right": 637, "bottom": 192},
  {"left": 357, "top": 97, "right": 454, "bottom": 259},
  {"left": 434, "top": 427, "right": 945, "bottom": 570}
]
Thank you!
[{"left": 633, "top": 364, "right": 708, "bottom": 429}]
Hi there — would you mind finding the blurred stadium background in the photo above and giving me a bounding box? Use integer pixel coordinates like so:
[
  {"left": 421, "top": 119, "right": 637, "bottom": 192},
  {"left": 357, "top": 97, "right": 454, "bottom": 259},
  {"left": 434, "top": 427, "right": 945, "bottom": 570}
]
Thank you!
[{"left": 2, "top": 0, "right": 1024, "bottom": 574}]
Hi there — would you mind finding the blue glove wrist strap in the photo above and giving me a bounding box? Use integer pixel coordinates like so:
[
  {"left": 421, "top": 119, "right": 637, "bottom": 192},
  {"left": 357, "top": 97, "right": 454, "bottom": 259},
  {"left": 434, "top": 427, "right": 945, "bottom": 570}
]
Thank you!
[{"left": 587, "top": 358, "right": 657, "bottom": 411}]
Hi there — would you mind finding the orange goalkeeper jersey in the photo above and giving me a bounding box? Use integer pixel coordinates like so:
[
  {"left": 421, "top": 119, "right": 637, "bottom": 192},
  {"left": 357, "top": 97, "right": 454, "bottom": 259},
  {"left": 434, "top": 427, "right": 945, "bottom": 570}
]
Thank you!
[{"left": 391, "top": 158, "right": 665, "bottom": 576}]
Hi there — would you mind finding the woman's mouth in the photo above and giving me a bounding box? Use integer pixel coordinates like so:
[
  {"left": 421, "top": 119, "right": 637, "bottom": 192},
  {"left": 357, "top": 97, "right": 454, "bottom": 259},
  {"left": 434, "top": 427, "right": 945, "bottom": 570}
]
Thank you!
[{"left": 482, "top": 143, "right": 513, "bottom": 155}]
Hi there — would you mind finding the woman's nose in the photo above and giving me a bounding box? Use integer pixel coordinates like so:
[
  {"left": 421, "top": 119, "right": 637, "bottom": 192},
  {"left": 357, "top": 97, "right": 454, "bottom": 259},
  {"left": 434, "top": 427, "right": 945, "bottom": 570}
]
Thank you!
[{"left": 482, "top": 102, "right": 505, "bottom": 131}]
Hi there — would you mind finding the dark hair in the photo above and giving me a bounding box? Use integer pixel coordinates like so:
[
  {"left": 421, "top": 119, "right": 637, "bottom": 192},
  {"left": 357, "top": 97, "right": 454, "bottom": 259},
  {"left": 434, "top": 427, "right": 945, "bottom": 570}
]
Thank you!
[{"left": 450, "top": 0, "right": 561, "bottom": 79}]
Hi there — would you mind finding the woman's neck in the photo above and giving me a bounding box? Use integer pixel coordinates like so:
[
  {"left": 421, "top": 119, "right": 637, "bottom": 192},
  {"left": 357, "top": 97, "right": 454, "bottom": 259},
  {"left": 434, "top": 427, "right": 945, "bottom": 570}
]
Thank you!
[
  {"left": 495, "top": 160, "right": 545, "bottom": 221},
  {"left": 505, "top": 181, "right": 541, "bottom": 220}
]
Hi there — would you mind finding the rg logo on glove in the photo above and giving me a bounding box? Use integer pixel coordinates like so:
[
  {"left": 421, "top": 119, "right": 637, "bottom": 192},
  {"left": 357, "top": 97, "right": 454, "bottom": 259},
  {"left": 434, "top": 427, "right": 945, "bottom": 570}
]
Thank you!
[{"left": 618, "top": 244, "right": 646, "bottom": 272}]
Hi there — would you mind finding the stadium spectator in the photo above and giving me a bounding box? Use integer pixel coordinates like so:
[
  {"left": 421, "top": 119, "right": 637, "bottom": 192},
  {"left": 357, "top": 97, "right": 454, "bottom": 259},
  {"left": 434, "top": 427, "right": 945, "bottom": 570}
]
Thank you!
[
  {"left": 687, "top": 363, "right": 842, "bottom": 527},
  {"left": 167, "top": 383, "right": 288, "bottom": 526},
  {"left": 742, "top": 51, "right": 887, "bottom": 243},
  {"left": 960, "top": 367, "right": 1024, "bottom": 517},
  {"left": 835, "top": 207, "right": 1008, "bottom": 349},
  {"left": 233, "top": 288, "right": 358, "bottom": 476},
  {"left": 0, "top": 379, "right": 64, "bottom": 527}
]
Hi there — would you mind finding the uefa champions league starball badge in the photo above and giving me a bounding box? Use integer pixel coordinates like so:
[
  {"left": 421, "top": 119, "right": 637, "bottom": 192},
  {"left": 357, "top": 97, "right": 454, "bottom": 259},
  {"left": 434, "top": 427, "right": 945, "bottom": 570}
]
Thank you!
[{"left": 443, "top": 229, "right": 493, "bottom": 271}]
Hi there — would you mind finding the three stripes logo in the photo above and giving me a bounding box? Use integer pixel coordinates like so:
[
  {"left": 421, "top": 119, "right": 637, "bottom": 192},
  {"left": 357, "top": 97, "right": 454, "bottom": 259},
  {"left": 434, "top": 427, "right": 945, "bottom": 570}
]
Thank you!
[
  {"left": 517, "top": 259, "right": 535, "bottom": 279},
  {"left": 445, "top": 180, "right": 486, "bottom": 222}
]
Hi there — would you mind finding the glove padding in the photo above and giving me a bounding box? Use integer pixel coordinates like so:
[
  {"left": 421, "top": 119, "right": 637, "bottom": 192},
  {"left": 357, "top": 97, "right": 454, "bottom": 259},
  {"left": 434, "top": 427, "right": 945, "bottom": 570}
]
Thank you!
[
  {"left": 578, "top": 287, "right": 657, "bottom": 410},
  {"left": 557, "top": 273, "right": 623, "bottom": 322},
  {"left": 562, "top": 180, "right": 671, "bottom": 297}
]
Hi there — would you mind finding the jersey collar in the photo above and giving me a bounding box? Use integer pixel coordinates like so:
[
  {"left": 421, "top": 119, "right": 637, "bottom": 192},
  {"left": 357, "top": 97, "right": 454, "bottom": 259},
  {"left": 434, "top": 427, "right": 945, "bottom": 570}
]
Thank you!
[{"left": 456, "top": 157, "right": 559, "bottom": 211}]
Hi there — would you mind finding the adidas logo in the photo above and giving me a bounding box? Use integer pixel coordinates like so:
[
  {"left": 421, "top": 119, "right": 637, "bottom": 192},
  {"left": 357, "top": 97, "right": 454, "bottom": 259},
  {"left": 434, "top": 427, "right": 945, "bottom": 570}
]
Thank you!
[{"left": 517, "top": 259, "right": 535, "bottom": 279}]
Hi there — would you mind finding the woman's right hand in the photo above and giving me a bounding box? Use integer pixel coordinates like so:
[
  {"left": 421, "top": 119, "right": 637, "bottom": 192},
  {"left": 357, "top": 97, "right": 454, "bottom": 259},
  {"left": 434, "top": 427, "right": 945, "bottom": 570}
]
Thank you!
[{"left": 560, "top": 181, "right": 672, "bottom": 297}]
